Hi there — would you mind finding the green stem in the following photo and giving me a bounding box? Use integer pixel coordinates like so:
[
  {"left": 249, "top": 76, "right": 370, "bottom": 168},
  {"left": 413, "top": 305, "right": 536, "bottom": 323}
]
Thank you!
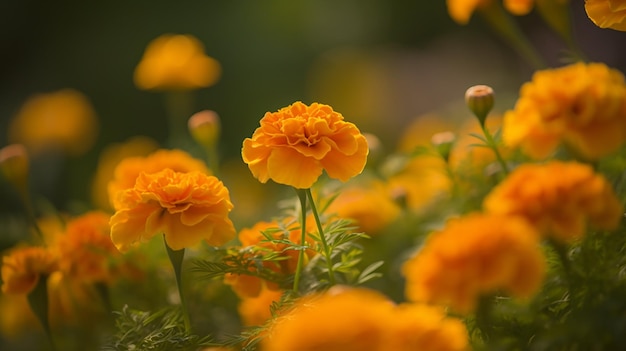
[
  {"left": 481, "top": 124, "right": 509, "bottom": 176},
  {"left": 28, "top": 275, "right": 56, "bottom": 351},
  {"left": 475, "top": 294, "right": 495, "bottom": 343},
  {"left": 306, "top": 189, "right": 336, "bottom": 286},
  {"left": 165, "top": 239, "right": 191, "bottom": 332},
  {"left": 292, "top": 189, "right": 308, "bottom": 293}
]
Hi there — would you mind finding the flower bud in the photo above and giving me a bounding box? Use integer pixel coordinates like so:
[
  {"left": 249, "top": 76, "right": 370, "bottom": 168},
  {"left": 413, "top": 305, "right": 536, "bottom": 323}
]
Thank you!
[
  {"left": 431, "top": 131, "right": 456, "bottom": 163},
  {"left": 0, "top": 144, "right": 30, "bottom": 195},
  {"left": 188, "top": 110, "right": 221, "bottom": 148},
  {"left": 465, "top": 85, "right": 494, "bottom": 127}
]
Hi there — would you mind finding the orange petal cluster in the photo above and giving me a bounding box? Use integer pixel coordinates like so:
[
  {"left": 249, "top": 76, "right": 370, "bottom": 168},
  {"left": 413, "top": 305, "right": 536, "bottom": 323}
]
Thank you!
[
  {"left": 1, "top": 247, "right": 58, "bottom": 295},
  {"left": 262, "top": 286, "right": 469, "bottom": 351},
  {"left": 503, "top": 62, "right": 626, "bottom": 160},
  {"left": 109, "top": 169, "right": 235, "bottom": 251},
  {"left": 242, "top": 101, "right": 369, "bottom": 189},
  {"left": 483, "top": 161, "right": 623, "bottom": 242},
  {"left": 402, "top": 213, "right": 546, "bottom": 314},
  {"left": 585, "top": 0, "right": 626, "bottom": 31}
]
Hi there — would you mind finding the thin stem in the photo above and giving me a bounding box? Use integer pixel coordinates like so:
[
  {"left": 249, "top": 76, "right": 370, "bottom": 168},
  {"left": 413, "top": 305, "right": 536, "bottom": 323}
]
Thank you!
[
  {"left": 306, "top": 189, "right": 336, "bottom": 286},
  {"left": 475, "top": 294, "right": 495, "bottom": 343},
  {"left": 165, "top": 240, "right": 191, "bottom": 332},
  {"left": 292, "top": 189, "right": 308, "bottom": 293},
  {"left": 28, "top": 275, "right": 57, "bottom": 351},
  {"left": 481, "top": 125, "right": 509, "bottom": 176}
]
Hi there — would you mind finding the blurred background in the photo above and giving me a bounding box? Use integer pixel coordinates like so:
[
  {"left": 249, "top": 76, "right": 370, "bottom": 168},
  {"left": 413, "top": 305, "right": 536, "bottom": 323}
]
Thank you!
[{"left": 1, "top": 0, "right": 624, "bottom": 217}]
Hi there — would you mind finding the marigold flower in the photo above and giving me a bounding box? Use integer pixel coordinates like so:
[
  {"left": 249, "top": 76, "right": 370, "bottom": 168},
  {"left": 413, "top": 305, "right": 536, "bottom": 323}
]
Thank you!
[
  {"left": 134, "top": 34, "right": 221, "bottom": 91},
  {"left": 224, "top": 218, "right": 315, "bottom": 297},
  {"left": 262, "top": 286, "right": 469, "bottom": 351},
  {"left": 91, "top": 136, "right": 159, "bottom": 210},
  {"left": 237, "top": 286, "right": 283, "bottom": 326},
  {"left": 585, "top": 0, "right": 626, "bottom": 31},
  {"left": 108, "top": 148, "right": 210, "bottom": 210},
  {"left": 402, "top": 213, "right": 546, "bottom": 314},
  {"left": 242, "top": 101, "right": 369, "bottom": 189},
  {"left": 8, "top": 89, "right": 99, "bottom": 156},
  {"left": 1, "top": 246, "right": 58, "bottom": 295},
  {"left": 483, "top": 161, "right": 623, "bottom": 242},
  {"left": 109, "top": 168, "right": 236, "bottom": 252},
  {"left": 503, "top": 62, "right": 626, "bottom": 160}
]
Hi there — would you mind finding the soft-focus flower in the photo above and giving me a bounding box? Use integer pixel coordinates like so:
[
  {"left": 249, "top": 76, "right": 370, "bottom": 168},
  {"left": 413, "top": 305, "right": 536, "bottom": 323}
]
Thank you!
[
  {"left": 325, "top": 180, "right": 402, "bottom": 234},
  {"left": 483, "top": 161, "right": 623, "bottom": 242},
  {"left": 1, "top": 246, "right": 58, "bottom": 295},
  {"left": 262, "top": 286, "right": 469, "bottom": 351},
  {"left": 224, "top": 218, "right": 315, "bottom": 298},
  {"left": 108, "top": 148, "right": 210, "bottom": 209},
  {"left": 55, "top": 211, "right": 126, "bottom": 284},
  {"left": 237, "top": 286, "right": 283, "bottom": 326},
  {"left": 188, "top": 110, "right": 221, "bottom": 148},
  {"left": 242, "top": 101, "right": 369, "bottom": 189},
  {"left": 134, "top": 34, "right": 221, "bottom": 91},
  {"left": 585, "top": 0, "right": 626, "bottom": 31},
  {"left": 91, "top": 136, "right": 159, "bottom": 210},
  {"left": 503, "top": 62, "right": 626, "bottom": 160},
  {"left": 447, "top": 0, "right": 569, "bottom": 24},
  {"left": 402, "top": 213, "right": 545, "bottom": 314},
  {"left": 8, "top": 89, "right": 99, "bottom": 156},
  {"left": 109, "top": 169, "right": 236, "bottom": 252}
]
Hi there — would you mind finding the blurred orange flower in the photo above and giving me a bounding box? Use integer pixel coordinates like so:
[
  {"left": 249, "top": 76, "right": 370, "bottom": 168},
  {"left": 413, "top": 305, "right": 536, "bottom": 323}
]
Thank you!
[
  {"left": 91, "top": 136, "right": 159, "bottom": 211},
  {"left": 585, "top": 0, "right": 626, "bottom": 31},
  {"left": 134, "top": 34, "right": 221, "bottom": 91},
  {"left": 503, "top": 62, "right": 626, "bottom": 160},
  {"left": 8, "top": 89, "right": 99, "bottom": 156},
  {"left": 262, "top": 286, "right": 468, "bottom": 351},
  {"left": 242, "top": 101, "right": 369, "bottom": 189},
  {"left": 108, "top": 148, "right": 210, "bottom": 209},
  {"left": 237, "top": 286, "right": 283, "bottom": 326},
  {"left": 402, "top": 213, "right": 545, "bottom": 314},
  {"left": 109, "top": 169, "right": 235, "bottom": 252},
  {"left": 447, "top": 0, "right": 538, "bottom": 24},
  {"left": 483, "top": 161, "right": 623, "bottom": 242},
  {"left": 1, "top": 246, "right": 58, "bottom": 295},
  {"left": 224, "top": 218, "right": 315, "bottom": 298}
]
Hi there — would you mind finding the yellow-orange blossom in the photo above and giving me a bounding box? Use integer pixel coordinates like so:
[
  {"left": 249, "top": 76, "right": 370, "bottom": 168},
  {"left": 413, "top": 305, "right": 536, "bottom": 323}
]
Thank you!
[{"left": 242, "top": 101, "right": 369, "bottom": 189}]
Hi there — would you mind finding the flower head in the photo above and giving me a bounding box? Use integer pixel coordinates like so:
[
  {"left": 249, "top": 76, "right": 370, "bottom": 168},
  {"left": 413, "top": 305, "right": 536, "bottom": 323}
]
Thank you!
[
  {"left": 134, "top": 34, "right": 221, "bottom": 91},
  {"left": 109, "top": 168, "right": 236, "bottom": 252},
  {"left": 1, "top": 247, "right": 58, "bottom": 295},
  {"left": 8, "top": 89, "right": 99, "bottom": 156},
  {"left": 402, "top": 213, "right": 546, "bottom": 314},
  {"left": 503, "top": 62, "right": 626, "bottom": 160},
  {"left": 108, "top": 148, "right": 210, "bottom": 209},
  {"left": 242, "top": 101, "right": 369, "bottom": 189},
  {"left": 483, "top": 161, "right": 623, "bottom": 242},
  {"left": 585, "top": 0, "right": 626, "bottom": 31}
]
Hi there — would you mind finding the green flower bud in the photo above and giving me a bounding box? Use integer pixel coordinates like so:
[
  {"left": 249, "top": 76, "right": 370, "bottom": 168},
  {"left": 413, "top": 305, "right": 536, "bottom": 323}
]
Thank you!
[{"left": 465, "top": 85, "right": 494, "bottom": 127}]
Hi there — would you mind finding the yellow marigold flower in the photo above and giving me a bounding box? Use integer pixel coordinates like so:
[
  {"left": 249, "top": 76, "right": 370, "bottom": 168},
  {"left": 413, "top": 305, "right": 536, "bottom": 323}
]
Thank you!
[
  {"left": 237, "top": 286, "right": 283, "bottom": 326},
  {"left": 242, "top": 101, "right": 369, "bottom": 189},
  {"left": 402, "top": 213, "right": 546, "bottom": 314},
  {"left": 8, "top": 89, "right": 99, "bottom": 156},
  {"left": 224, "top": 218, "right": 315, "bottom": 298},
  {"left": 483, "top": 161, "right": 623, "bottom": 242},
  {"left": 55, "top": 211, "right": 124, "bottom": 283},
  {"left": 263, "top": 286, "right": 469, "bottom": 351},
  {"left": 1, "top": 246, "right": 58, "bottom": 295},
  {"left": 325, "top": 180, "right": 401, "bottom": 235},
  {"left": 134, "top": 34, "right": 221, "bottom": 91},
  {"left": 585, "top": 0, "right": 626, "bottom": 31},
  {"left": 91, "top": 136, "right": 159, "bottom": 211},
  {"left": 109, "top": 168, "right": 236, "bottom": 252},
  {"left": 447, "top": 0, "right": 492, "bottom": 25},
  {"left": 503, "top": 62, "right": 626, "bottom": 160},
  {"left": 108, "top": 148, "right": 210, "bottom": 210}
]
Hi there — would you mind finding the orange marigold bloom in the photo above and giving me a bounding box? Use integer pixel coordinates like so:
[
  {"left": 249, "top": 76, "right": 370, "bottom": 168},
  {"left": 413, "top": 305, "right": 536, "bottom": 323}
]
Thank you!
[
  {"left": 108, "top": 148, "right": 210, "bottom": 210},
  {"left": 224, "top": 218, "right": 315, "bottom": 298},
  {"left": 8, "top": 89, "right": 99, "bottom": 156},
  {"left": 109, "top": 169, "right": 236, "bottom": 252},
  {"left": 503, "top": 62, "right": 626, "bottom": 160},
  {"left": 262, "top": 286, "right": 469, "bottom": 351},
  {"left": 585, "top": 0, "right": 626, "bottom": 31},
  {"left": 237, "top": 286, "right": 284, "bottom": 326},
  {"left": 483, "top": 161, "right": 623, "bottom": 242},
  {"left": 55, "top": 211, "right": 125, "bottom": 283},
  {"left": 134, "top": 34, "right": 221, "bottom": 91},
  {"left": 402, "top": 213, "right": 546, "bottom": 314},
  {"left": 446, "top": 0, "right": 539, "bottom": 24},
  {"left": 242, "top": 101, "right": 369, "bottom": 189},
  {"left": 1, "top": 246, "right": 58, "bottom": 295}
]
